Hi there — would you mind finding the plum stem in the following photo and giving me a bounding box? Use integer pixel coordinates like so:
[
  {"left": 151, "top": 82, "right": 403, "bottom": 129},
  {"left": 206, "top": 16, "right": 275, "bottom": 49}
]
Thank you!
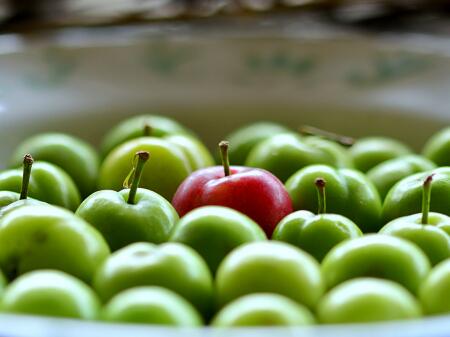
[
  {"left": 20, "top": 154, "right": 34, "bottom": 200},
  {"left": 421, "top": 174, "right": 434, "bottom": 224},
  {"left": 315, "top": 178, "right": 327, "bottom": 214},
  {"left": 219, "top": 141, "right": 231, "bottom": 177},
  {"left": 143, "top": 123, "right": 152, "bottom": 137},
  {"left": 299, "top": 125, "right": 355, "bottom": 147},
  {"left": 124, "top": 151, "right": 150, "bottom": 205}
]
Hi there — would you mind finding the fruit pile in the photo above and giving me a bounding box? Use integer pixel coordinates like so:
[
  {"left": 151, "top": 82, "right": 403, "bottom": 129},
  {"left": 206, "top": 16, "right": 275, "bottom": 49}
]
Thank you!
[{"left": 0, "top": 114, "right": 449, "bottom": 327}]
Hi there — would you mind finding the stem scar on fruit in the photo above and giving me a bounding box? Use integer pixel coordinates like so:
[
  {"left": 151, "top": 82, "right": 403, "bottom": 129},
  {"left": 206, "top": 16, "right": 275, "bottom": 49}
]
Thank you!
[
  {"left": 123, "top": 151, "right": 150, "bottom": 205},
  {"left": 315, "top": 177, "right": 327, "bottom": 214},
  {"left": 299, "top": 125, "right": 356, "bottom": 147},
  {"left": 219, "top": 141, "right": 231, "bottom": 177},
  {"left": 421, "top": 173, "right": 435, "bottom": 225},
  {"left": 20, "top": 154, "right": 34, "bottom": 200}
]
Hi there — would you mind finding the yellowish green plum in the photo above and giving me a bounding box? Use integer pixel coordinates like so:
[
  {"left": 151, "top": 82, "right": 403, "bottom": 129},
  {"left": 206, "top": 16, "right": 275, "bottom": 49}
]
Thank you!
[
  {"left": 367, "top": 155, "right": 436, "bottom": 199},
  {"left": 212, "top": 293, "right": 315, "bottom": 327},
  {"left": 321, "top": 234, "right": 430, "bottom": 294},
  {"left": 215, "top": 241, "right": 324, "bottom": 310},
  {"left": 318, "top": 278, "right": 422, "bottom": 324},
  {"left": 99, "top": 137, "right": 192, "bottom": 201},
  {"left": 423, "top": 127, "right": 450, "bottom": 166},
  {"left": 349, "top": 137, "right": 412, "bottom": 173},
  {"left": 101, "top": 114, "right": 195, "bottom": 157},
  {"left": 164, "top": 134, "right": 214, "bottom": 171},
  {"left": 93, "top": 242, "right": 213, "bottom": 317},
  {"left": 102, "top": 286, "right": 203, "bottom": 326},
  {"left": 0, "top": 204, "right": 110, "bottom": 282},
  {"left": 1, "top": 270, "right": 101, "bottom": 320},
  {"left": 420, "top": 259, "right": 450, "bottom": 315},
  {"left": 170, "top": 206, "right": 266, "bottom": 274}
]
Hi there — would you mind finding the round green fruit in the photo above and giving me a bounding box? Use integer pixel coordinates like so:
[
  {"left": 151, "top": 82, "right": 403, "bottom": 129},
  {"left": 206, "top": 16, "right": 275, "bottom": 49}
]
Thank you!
[
  {"left": 215, "top": 241, "right": 324, "bottom": 310},
  {"left": 321, "top": 234, "right": 430, "bottom": 294},
  {"left": 318, "top": 278, "right": 421, "bottom": 324},
  {"left": 101, "top": 114, "right": 194, "bottom": 157},
  {"left": 212, "top": 293, "right": 315, "bottom": 327},
  {"left": 99, "top": 138, "right": 192, "bottom": 201},
  {"left": 0, "top": 205, "right": 110, "bottom": 282},
  {"left": 93, "top": 242, "right": 213, "bottom": 317},
  {"left": 102, "top": 286, "right": 203, "bottom": 326},
  {"left": 1, "top": 270, "right": 101, "bottom": 320},
  {"left": 420, "top": 259, "right": 450, "bottom": 315},
  {"left": 423, "top": 127, "right": 450, "bottom": 166},
  {"left": 349, "top": 137, "right": 412, "bottom": 173}
]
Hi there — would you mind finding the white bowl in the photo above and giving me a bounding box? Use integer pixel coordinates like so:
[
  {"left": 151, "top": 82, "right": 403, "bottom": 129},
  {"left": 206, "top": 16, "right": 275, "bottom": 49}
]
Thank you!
[{"left": 0, "top": 21, "right": 449, "bottom": 337}]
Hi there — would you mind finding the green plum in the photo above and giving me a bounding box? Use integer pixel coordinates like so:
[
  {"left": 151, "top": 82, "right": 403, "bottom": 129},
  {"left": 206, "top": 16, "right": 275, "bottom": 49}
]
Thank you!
[
  {"left": 9, "top": 133, "right": 99, "bottom": 197},
  {"left": 102, "top": 286, "right": 203, "bottom": 326},
  {"left": 285, "top": 165, "right": 382, "bottom": 232},
  {"left": 101, "top": 114, "right": 195, "bottom": 157},
  {"left": 380, "top": 175, "right": 450, "bottom": 265},
  {"left": 77, "top": 151, "right": 179, "bottom": 251},
  {"left": 99, "top": 137, "right": 192, "bottom": 201},
  {"left": 383, "top": 167, "right": 450, "bottom": 223},
  {"left": 245, "top": 133, "right": 353, "bottom": 182},
  {"left": 367, "top": 155, "right": 436, "bottom": 199},
  {"left": 0, "top": 204, "right": 110, "bottom": 282},
  {"left": 1, "top": 270, "right": 101, "bottom": 319},
  {"left": 318, "top": 278, "right": 421, "bottom": 324},
  {"left": 215, "top": 241, "right": 324, "bottom": 310},
  {"left": 224, "top": 122, "right": 291, "bottom": 165},
  {"left": 423, "top": 127, "right": 450, "bottom": 166},
  {"left": 349, "top": 137, "right": 412, "bottom": 172},
  {"left": 212, "top": 293, "right": 315, "bottom": 327},
  {"left": 164, "top": 134, "right": 214, "bottom": 171},
  {"left": 0, "top": 160, "right": 80, "bottom": 211},
  {"left": 273, "top": 178, "right": 362, "bottom": 261},
  {"left": 93, "top": 242, "right": 213, "bottom": 317},
  {"left": 170, "top": 206, "right": 266, "bottom": 274},
  {"left": 420, "top": 259, "right": 450, "bottom": 315},
  {"left": 321, "top": 234, "right": 431, "bottom": 293}
]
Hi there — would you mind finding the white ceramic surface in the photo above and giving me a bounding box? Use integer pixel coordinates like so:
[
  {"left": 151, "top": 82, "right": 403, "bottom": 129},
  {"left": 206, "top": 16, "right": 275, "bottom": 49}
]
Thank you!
[{"left": 0, "top": 22, "right": 449, "bottom": 337}]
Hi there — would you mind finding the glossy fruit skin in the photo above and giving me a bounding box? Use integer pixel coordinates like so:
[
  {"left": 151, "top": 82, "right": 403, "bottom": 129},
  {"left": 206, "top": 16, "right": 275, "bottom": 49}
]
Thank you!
[
  {"left": 380, "top": 213, "right": 450, "bottom": 266},
  {"left": 349, "top": 137, "right": 412, "bottom": 173},
  {"left": 76, "top": 188, "right": 179, "bottom": 251},
  {"left": 420, "top": 259, "right": 450, "bottom": 315},
  {"left": 272, "top": 210, "right": 362, "bottom": 261},
  {"left": 245, "top": 134, "right": 353, "bottom": 182},
  {"left": 224, "top": 122, "right": 291, "bottom": 165},
  {"left": 383, "top": 167, "right": 450, "bottom": 223},
  {"left": 0, "top": 205, "right": 110, "bottom": 282},
  {"left": 318, "top": 278, "right": 422, "bottom": 324},
  {"left": 0, "top": 192, "right": 45, "bottom": 218},
  {"left": 285, "top": 165, "right": 382, "bottom": 232},
  {"left": 423, "top": 127, "right": 450, "bottom": 166},
  {"left": 1, "top": 270, "right": 101, "bottom": 319},
  {"left": 0, "top": 162, "right": 81, "bottom": 211},
  {"left": 101, "top": 114, "right": 195, "bottom": 157},
  {"left": 9, "top": 133, "right": 100, "bottom": 197},
  {"left": 93, "top": 242, "right": 213, "bottom": 317},
  {"left": 164, "top": 134, "right": 214, "bottom": 171},
  {"left": 367, "top": 155, "right": 436, "bottom": 200},
  {"left": 170, "top": 206, "right": 266, "bottom": 273},
  {"left": 321, "top": 234, "right": 430, "bottom": 294},
  {"left": 102, "top": 286, "right": 203, "bottom": 326},
  {"left": 212, "top": 293, "right": 315, "bottom": 327},
  {"left": 172, "top": 166, "right": 293, "bottom": 237},
  {"left": 215, "top": 241, "right": 324, "bottom": 310},
  {"left": 99, "top": 138, "right": 192, "bottom": 201}
]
